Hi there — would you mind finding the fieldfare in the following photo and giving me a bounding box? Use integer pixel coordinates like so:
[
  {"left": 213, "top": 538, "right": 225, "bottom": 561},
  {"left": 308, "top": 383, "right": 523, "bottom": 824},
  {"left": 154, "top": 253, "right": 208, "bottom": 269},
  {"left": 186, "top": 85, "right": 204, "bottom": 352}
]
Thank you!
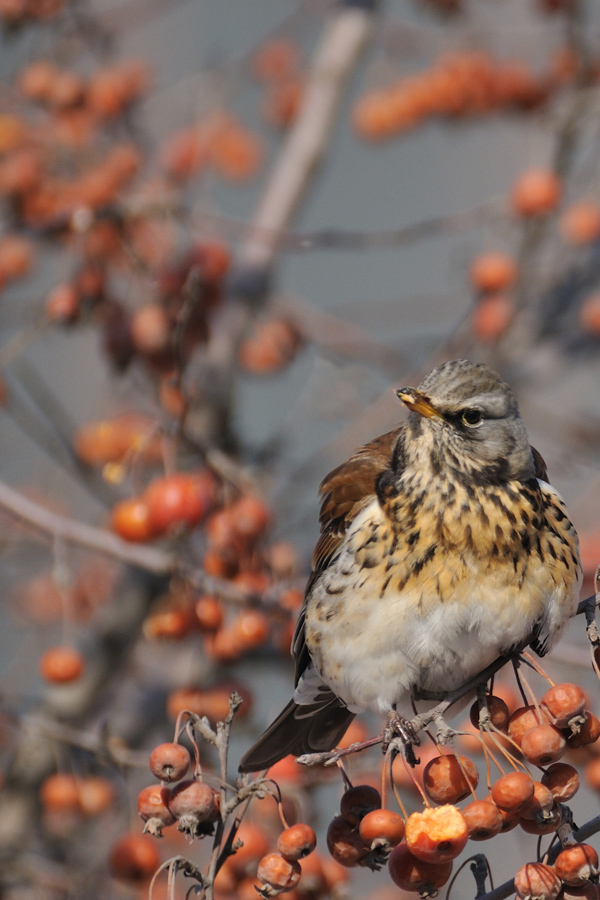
[{"left": 239, "top": 359, "right": 582, "bottom": 772}]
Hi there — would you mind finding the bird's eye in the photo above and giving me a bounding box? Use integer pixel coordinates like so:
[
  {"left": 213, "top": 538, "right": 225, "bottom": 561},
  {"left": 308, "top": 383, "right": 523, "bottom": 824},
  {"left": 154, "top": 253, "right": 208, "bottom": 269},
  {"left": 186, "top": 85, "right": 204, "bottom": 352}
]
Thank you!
[{"left": 462, "top": 409, "right": 482, "bottom": 426}]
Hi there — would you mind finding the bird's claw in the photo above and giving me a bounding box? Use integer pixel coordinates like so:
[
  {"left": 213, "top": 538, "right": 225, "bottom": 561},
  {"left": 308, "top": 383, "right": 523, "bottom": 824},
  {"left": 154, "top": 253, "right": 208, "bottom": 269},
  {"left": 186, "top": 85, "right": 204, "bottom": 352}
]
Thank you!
[{"left": 383, "top": 710, "right": 420, "bottom": 766}]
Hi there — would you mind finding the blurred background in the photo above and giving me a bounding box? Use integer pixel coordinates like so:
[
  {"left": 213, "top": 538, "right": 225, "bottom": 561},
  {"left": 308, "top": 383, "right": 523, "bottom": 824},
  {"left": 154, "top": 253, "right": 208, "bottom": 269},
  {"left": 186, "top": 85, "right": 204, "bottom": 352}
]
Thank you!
[{"left": 1, "top": 0, "right": 600, "bottom": 898}]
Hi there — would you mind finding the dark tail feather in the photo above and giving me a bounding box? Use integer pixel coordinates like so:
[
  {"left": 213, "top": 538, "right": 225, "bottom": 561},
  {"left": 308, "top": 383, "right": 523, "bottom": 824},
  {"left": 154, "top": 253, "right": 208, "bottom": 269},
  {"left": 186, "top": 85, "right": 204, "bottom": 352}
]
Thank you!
[{"left": 238, "top": 697, "right": 355, "bottom": 773}]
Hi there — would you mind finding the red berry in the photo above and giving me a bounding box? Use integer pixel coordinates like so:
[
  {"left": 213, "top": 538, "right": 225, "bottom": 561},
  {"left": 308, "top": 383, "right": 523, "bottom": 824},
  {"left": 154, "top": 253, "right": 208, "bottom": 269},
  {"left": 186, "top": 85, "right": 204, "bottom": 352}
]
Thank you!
[
  {"left": 167, "top": 780, "right": 218, "bottom": 836},
  {"left": 149, "top": 742, "right": 191, "bottom": 782},
  {"left": 137, "top": 784, "right": 175, "bottom": 836}
]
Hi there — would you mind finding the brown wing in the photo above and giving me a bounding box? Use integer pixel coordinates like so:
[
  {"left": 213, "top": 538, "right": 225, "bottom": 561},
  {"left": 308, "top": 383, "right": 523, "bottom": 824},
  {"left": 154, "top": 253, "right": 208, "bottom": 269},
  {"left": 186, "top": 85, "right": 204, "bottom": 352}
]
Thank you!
[
  {"left": 292, "top": 427, "right": 402, "bottom": 685},
  {"left": 531, "top": 445, "right": 549, "bottom": 482}
]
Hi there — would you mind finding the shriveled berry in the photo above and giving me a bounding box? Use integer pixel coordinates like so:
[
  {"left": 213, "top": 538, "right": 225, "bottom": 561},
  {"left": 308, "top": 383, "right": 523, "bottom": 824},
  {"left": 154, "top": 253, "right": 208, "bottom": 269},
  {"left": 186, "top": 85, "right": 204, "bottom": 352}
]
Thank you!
[
  {"left": 518, "top": 781, "right": 555, "bottom": 821},
  {"left": 568, "top": 712, "right": 600, "bottom": 749},
  {"left": 541, "top": 762, "right": 579, "bottom": 801},
  {"left": 326, "top": 816, "right": 369, "bottom": 868},
  {"left": 256, "top": 853, "right": 301, "bottom": 892},
  {"left": 514, "top": 862, "right": 562, "bottom": 900},
  {"left": 167, "top": 780, "right": 218, "bottom": 836}
]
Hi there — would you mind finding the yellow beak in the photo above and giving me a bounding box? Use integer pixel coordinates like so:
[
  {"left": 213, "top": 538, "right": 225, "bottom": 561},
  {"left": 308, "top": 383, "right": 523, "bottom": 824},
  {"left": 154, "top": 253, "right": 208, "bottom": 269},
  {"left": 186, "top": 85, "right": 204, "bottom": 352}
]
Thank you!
[{"left": 395, "top": 388, "right": 442, "bottom": 420}]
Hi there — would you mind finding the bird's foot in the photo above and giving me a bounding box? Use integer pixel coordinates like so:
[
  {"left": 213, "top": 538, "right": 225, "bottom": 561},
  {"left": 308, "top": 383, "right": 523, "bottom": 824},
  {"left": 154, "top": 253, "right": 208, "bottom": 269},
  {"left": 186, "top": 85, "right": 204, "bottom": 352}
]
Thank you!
[
  {"left": 383, "top": 710, "right": 420, "bottom": 767},
  {"left": 432, "top": 711, "right": 456, "bottom": 747}
]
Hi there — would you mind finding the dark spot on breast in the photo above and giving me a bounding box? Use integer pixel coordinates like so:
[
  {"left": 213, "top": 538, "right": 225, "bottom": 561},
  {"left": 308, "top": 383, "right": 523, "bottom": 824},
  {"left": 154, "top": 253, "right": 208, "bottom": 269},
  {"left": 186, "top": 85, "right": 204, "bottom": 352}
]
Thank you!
[
  {"left": 325, "top": 583, "right": 344, "bottom": 595},
  {"left": 547, "top": 543, "right": 557, "bottom": 560},
  {"left": 407, "top": 530, "right": 420, "bottom": 547},
  {"left": 495, "top": 524, "right": 503, "bottom": 540},
  {"left": 360, "top": 554, "right": 378, "bottom": 569},
  {"left": 379, "top": 574, "right": 392, "bottom": 598},
  {"left": 554, "top": 506, "right": 566, "bottom": 521},
  {"left": 480, "top": 508, "right": 490, "bottom": 527},
  {"left": 412, "top": 544, "right": 436, "bottom": 577},
  {"left": 505, "top": 508, "right": 517, "bottom": 526}
]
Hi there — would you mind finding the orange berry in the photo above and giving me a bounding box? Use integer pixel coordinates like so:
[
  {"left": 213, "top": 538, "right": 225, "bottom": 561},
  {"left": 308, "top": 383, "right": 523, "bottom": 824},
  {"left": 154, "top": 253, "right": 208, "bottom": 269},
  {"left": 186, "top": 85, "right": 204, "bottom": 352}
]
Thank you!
[
  {"left": 277, "top": 823, "right": 317, "bottom": 861},
  {"left": 469, "top": 694, "right": 510, "bottom": 731},
  {"left": 580, "top": 294, "right": 600, "bottom": 336},
  {"left": 511, "top": 168, "right": 562, "bottom": 217},
  {"left": 167, "top": 779, "right": 218, "bottom": 835},
  {"left": 109, "top": 833, "right": 160, "bottom": 883},
  {"left": 514, "top": 862, "right": 562, "bottom": 900},
  {"left": 405, "top": 805, "right": 468, "bottom": 863},
  {"left": 541, "top": 762, "right": 579, "bottom": 801},
  {"left": 45, "top": 283, "right": 80, "bottom": 323},
  {"left": 137, "top": 784, "right": 175, "bottom": 833},
  {"left": 541, "top": 682, "right": 586, "bottom": 729},
  {"left": 39, "top": 646, "right": 84, "bottom": 683},
  {"left": 491, "top": 771, "right": 535, "bottom": 812},
  {"left": 358, "top": 808, "right": 405, "bottom": 850},
  {"left": 231, "top": 609, "right": 270, "bottom": 650},
  {"left": 508, "top": 704, "right": 549, "bottom": 746},
  {"left": 40, "top": 773, "right": 81, "bottom": 813},
  {"left": 469, "top": 252, "right": 517, "bottom": 293},
  {"left": 388, "top": 843, "right": 453, "bottom": 893},
  {"left": 520, "top": 723, "right": 566, "bottom": 766},
  {"left": 77, "top": 776, "right": 115, "bottom": 816},
  {"left": 256, "top": 853, "right": 301, "bottom": 891},
  {"left": 194, "top": 595, "right": 223, "bottom": 632},
  {"left": 473, "top": 294, "right": 513, "bottom": 341},
  {"left": 230, "top": 494, "right": 272, "bottom": 539},
  {"left": 0, "top": 234, "right": 34, "bottom": 280},
  {"left": 143, "top": 607, "right": 193, "bottom": 641},
  {"left": 111, "top": 498, "right": 155, "bottom": 543},
  {"left": 130, "top": 304, "right": 171, "bottom": 355},
  {"left": 519, "top": 803, "right": 562, "bottom": 834},
  {"left": 19, "top": 60, "right": 59, "bottom": 101},
  {"left": 555, "top": 844, "right": 599, "bottom": 886},
  {"left": 252, "top": 38, "right": 299, "bottom": 82},
  {"left": 160, "top": 127, "right": 209, "bottom": 180},
  {"left": 228, "top": 822, "right": 270, "bottom": 876},
  {"left": 560, "top": 202, "right": 600, "bottom": 245},
  {"left": 144, "top": 471, "right": 214, "bottom": 534},
  {"left": 584, "top": 756, "right": 600, "bottom": 790},
  {"left": 423, "top": 754, "right": 478, "bottom": 804},
  {"left": 518, "top": 781, "right": 555, "bottom": 820},
  {"left": 326, "top": 815, "right": 369, "bottom": 867},
  {"left": 461, "top": 799, "right": 502, "bottom": 841},
  {"left": 263, "top": 79, "right": 303, "bottom": 129},
  {"left": 209, "top": 119, "right": 263, "bottom": 182},
  {"left": 568, "top": 712, "right": 600, "bottom": 749}
]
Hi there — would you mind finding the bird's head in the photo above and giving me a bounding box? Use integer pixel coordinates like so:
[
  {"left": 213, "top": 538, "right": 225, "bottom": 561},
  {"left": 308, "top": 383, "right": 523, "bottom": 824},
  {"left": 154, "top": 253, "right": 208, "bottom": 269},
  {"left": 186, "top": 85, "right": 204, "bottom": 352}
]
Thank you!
[{"left": 396, "top": 359, "right": 535, "bottom": 484}]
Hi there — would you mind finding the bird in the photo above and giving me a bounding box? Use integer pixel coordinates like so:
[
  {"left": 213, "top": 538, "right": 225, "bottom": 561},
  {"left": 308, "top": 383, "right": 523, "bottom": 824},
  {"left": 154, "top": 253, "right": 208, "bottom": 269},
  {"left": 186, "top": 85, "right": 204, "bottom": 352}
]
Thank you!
[{"left": 239, "top": 359, "right": 582, "bottom": 772}]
